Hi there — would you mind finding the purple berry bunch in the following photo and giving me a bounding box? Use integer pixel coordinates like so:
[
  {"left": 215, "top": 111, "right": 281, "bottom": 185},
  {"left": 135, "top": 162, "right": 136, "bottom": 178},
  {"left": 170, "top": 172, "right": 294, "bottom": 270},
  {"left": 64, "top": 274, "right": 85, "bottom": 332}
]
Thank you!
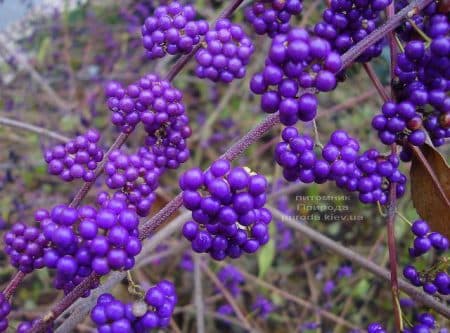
[
  {"left": 17, "top": 320, "right": 53, "bottom": 333},
  {"left": 90, "top": 294, "right": 137, "bottom": 333},
  {"left": 342, "top": 148, "right": 406, "bottom": 204},
  {"left": 141, "top": 1, "right": 208, "bottom": 59},
  {"left": 372, "top": 101, "right": 427, "bottom": 146},
  {"left": 251, "top": 296, "right": 274, "bottom": 319},
  {"left": 250, "top": 28, "right": 342, "bottom": 125},
  {"left": 144, "top": 113, "right": 191, "bottom": 170},
  {"left": 275, "top": 127, "right": 323, "bottom": 182},
  {"left": 180, "top": 159, "right": 272, "bottom": 260},
  {"left": 369, "top": 312, "right": 441, "bottom": 333},
  {"left": 244, "top": 0, "right": 303, "bottom": 37},
  {"left": 0, "top": 293, "right": 11, "bottom": 332},
  {"left": 105, "top": 147, "right": 163, "bottom": 216},
  {"left": 404, "top": 313, "right": 442, "bottom": 333},
  {"left": 195, "top": 19, "right": 254, "bottom": 83},
  {"left": 44, "top": 129, "right": 103, "bottom": 182},
  {"left": 41, "top": 199, "right": 141, "bottom": 295},
  {"left": 275, "top": 128, "right": 406, "bottom": 204},
  {"left": 314, "top": 0, "right": 392, "bottom": 62},
  {"left": 3, "top": 221, "right": 47, "bottom": 273},
  {"left": 179, "top": 251, "right": 194, "bottom": 272},
  {"left": 216, "top": 264, "right": 245, "bottom": 297},
  {"left": 136, "top": 280, "right": 177, "bottom": 330},
  {"left": 40, "top": 205, "right": 96, "bottom": 295},
  {"left": 323, "top": 131, "right": 407, "bottom": 204},
  {"left": 90, "top": 195, "right": 142, "bottom": 276},
  {"left": 106, "top": 73, "right": 187, "bottom": 136},
  {"left": 393, "top": 38, "right": 450, "bottom": 147},
  {"left": 403, "top": 220, "right": 449, "bottom": 296},
  {"left": 367, "top": 323, "right": 387, "bottom": 333},
  {"left": 91, "top": 281, "right": 177, "bottom": 332}
]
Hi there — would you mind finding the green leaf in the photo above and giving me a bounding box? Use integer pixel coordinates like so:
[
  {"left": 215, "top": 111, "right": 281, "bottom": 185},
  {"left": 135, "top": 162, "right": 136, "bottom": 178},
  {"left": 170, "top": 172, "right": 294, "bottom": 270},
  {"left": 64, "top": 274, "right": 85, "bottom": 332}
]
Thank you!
[
  {"left": 37, "top": 37, "right": 50, "bottom": 65},
  {"left": 352, "top": 279, "right": 370, "bottom": 297},
  {"left": 257, "top": 224, "right": 276, "bottom": 278}
]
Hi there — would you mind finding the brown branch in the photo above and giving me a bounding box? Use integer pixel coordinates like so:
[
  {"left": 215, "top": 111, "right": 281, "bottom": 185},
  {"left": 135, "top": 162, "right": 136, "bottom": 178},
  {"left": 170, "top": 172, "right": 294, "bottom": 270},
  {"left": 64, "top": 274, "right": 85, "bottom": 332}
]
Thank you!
[
  {"left": 200, "top": 262, "right": 255, "bottom": 332},
  {"left": 0, "top": 116, "right": 70, "bottom": 143},
  {"left": 231, "top": 265, "right": 361, "bottom": 330}
]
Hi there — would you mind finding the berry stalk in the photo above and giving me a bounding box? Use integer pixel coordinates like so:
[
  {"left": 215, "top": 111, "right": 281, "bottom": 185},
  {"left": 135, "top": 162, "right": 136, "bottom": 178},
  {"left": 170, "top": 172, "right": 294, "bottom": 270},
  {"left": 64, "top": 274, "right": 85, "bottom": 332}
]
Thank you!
[
  {"left": 27, "top": 0, "right": 436, "bottom": 330},
  {"left": 364, "top": 5, "right": 402, "bottom": 328}
]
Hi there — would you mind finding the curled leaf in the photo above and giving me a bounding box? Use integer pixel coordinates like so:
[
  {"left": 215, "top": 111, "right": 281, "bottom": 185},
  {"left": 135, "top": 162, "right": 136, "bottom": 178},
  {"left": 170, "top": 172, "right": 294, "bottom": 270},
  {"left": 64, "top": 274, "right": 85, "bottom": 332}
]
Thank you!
[{"left": 410, "top": 144, "right": 450, "bottom": 238}]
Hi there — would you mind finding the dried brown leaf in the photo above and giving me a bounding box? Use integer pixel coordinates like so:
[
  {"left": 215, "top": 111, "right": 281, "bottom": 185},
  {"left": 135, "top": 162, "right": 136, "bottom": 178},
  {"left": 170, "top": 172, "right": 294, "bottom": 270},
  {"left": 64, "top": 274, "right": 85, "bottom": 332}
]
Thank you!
[{"left": 410, "top": 144, "right": 450, "bottom": 238}]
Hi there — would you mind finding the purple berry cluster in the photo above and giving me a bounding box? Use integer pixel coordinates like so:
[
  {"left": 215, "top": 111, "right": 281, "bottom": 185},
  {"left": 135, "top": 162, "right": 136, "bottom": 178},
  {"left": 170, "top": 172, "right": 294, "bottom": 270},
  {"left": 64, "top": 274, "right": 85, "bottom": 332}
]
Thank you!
[
  {"left": 369, "top": 312, "right": 442, "bottom": 333},
  {"left": 403, "top": 220, "right": 449, "bottom": 296},
  {"left": 141, "top": 1, "right": 208, "bottom": 59},
  {"left": 0, "top": 293, "right": 11, "bottom": 332},
  {"left": 217, "top": 264, "right": 245, "bottom": 297},
  {"left": 91, "top": 294, "right": 136, "bottom": 333},
  {"left": 372, "top": 101, "right": 426, "bottom": 146},
  {"left": 195, "top": 19, "right": 254, "bottom": 83},
  {"left": 179, "top": 251, "right": 194, "bottom": 272},
  {"left": 144, "top": 113, "right": 191, "bottom": 170},
  {"left": 91, "top": 195, "right": 142, "bottom": 275},
  {"left": 390, "top": 2, "right": 450, "bottom": 148},
  {"left": 91, "top": 281, "right": 176, "bottom": 332},
  {"left": 338, "top": 147, "right": 406, "bottom": 205},
  {"left": 44, "top": 129, "right": 103, "bottom": 182},
  {"left": 367, "top": 323, "right": 387, "bottom": 333},
  {"left": 273, "top": 188, "right": 294, "bottom": 250},
  {"left": 251, "top": 295, "right": 274, "bottom": 319},
  {"left": 106, "top": 73, "right": 188, "bottom": 139},
  {"left": 244, "top": 0, "right": 303, "bottom": 37},
  {"left": 40, "top": 199, "right": 141, "bottom": 295},
  {"left": 314, "top": 0, "right": 392, "bottom": 62},
  {"left": 250, "top": 28, "right": 342, "bottom": 125},
  {"left": 17, "top": 319, "right": 53, "bottom": 333},
  {"left": 275, "top": 128, "right": 407, "bottom": 204},
  {"left": 105, "top": 147, "right": 163, "bottom": 216},
  {"left": 180, "top": 159, "right": 272, "bottom": 260},
  {"left": 275, "top": 128, "right": 321, "bottom": 182},
  {"left": 3, "top": 222, "right": 47, "bottom": 273},
  {"left": 394, "top": 37, "right": 449, "bottom": 147}
]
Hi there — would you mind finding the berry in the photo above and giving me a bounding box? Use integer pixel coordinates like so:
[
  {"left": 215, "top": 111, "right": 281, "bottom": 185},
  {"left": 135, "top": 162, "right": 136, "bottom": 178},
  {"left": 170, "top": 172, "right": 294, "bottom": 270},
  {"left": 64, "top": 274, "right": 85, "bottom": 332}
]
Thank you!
[
  {"left": 180, "top": 161, "right": 271, "bottom": 259},
  {"left": 315, "top": 0, "right": 392, "bottom": 62},
  {"left": 195, "top": 19, "right": 254, "bottom": 83},
  {"left": 245, "top": 0, "right": 303, "bottom": 37},
  {"left": 0, "top": 293, "right": 11, "bottom": 333},
  {"left": 4, "top": 221, "right": 47, "bottom": 273},
  {"left": 44, "top": 129, "right": 103, "bottom": 182},
  {"left": 141, "top": 2, "right": 208, "bottom": 59},
  {"left": 105, "top": 147, "right": 163, "bottom": 216},
  {"left": 251, "top": 28, "right": 341, "bottom": 124}
]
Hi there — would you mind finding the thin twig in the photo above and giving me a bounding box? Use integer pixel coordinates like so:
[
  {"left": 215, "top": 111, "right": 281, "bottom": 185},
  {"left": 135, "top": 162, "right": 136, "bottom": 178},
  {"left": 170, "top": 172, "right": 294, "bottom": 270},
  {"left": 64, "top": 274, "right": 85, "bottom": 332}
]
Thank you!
[
  {"left": 193, "top": 255, "right": 206, "bottom": 333},
  {"left": 269, "top": 207, "right": 450, "bottom": 318},
  {"left": 0, "top": 35, "right": 74, "bottom": 111},
  {"left": 0, "top": 116, "right": 70, "bottom": 143},
  {"left": 200, "top": 262, "right": 255, "bottom": 332},
  {"left": 231, "top": 265, "right": 360, "bottom": 330},
  {"left": 362, "top": 64, "right": 391, "bottom": 102}
]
